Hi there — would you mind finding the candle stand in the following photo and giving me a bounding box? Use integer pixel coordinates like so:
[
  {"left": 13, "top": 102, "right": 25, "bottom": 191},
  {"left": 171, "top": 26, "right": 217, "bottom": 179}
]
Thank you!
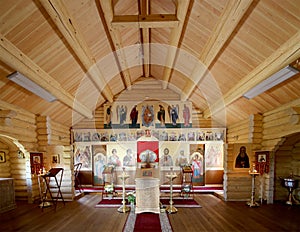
[
  {"left": 165, "top": 167, "right": 178, "bottom": 214},
  {"left": 247, "top": 171, "right": 260, "bottom": 207},
  {"left": 118, "top": 167, "right": 130, "bottom": 213}
]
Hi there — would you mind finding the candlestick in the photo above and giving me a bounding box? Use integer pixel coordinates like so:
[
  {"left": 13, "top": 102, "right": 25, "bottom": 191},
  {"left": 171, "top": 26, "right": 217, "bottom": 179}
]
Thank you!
[
  {"left": 166, "top": 167, "right": 178, "bottom": 213},
  {"left": 118, "top": 167, "right": 130, "bottom": 213}
]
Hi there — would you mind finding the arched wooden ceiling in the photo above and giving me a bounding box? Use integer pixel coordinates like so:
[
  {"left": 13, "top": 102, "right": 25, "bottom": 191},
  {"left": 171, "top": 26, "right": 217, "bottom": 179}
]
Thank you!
[{"left": 0, "top": 0, "right": 300, "bottom": 127}]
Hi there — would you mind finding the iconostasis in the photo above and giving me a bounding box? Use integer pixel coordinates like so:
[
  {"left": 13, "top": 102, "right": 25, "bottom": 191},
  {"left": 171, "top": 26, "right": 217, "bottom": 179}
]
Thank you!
[
  {"left": 72, "top": 101, "right": 225, "bottom": 186},
  {"left": 73, "top": 128, "right": 225, "bottom": 186}
]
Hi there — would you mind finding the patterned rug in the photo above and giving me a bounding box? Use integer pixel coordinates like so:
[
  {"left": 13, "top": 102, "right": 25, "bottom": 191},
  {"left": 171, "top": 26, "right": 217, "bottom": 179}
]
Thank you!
[{"left": 123, "top": 211, "right": 172, "bottom": 232}]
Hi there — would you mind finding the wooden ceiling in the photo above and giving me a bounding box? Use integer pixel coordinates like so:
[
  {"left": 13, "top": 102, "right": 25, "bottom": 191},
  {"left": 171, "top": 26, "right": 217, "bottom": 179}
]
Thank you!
[{"left": 0, "top": 0, "right": 300, "bottom": 127}]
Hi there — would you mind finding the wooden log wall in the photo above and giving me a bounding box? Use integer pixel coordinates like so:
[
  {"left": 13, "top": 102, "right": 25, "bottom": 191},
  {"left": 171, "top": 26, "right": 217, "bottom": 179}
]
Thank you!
[
  {"left": 262, "top": 107, "right": 300, "bottom": 203},
  {"left": 0, "top": 102, "right": 38, "bottom": 202},
  {"left": 36, "top": 116, "right": 73, "bottom": 201},
  {"left": 0, "top": 141, "right": 10, "bottom": 178},
  {"left": 73, "top": 108, "right": 104, "bottom": 129},
  {"left": 224, "top": 114, "right": 263, "bottom": 201},
  {"left": 262, "top": 107, "right": 300, "bottom": 150},
  {"left": 0, "top": 101, "right": 73, "bottom": 203}
]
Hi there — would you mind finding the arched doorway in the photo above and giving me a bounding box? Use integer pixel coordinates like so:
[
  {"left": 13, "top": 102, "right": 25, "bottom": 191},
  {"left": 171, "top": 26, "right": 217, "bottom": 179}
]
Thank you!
[
  {"left": 0, "top": 135, "right": 31, "bottom": 203},
  {"left": 273, "top": 133, "right": 300, "bottom": 203}
]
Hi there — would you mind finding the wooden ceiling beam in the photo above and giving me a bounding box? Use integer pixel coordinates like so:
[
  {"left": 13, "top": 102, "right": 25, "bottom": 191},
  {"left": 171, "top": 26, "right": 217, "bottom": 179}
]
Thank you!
[
  {"left": 0, "top": 34, "right": 93, "bottom": 119},
  {"left": 181, "top": 0, "right": 253, "bottom": 101},
  {"left": 203, "top": 30, "right": 300, "bottom": 118},
  {"left": 142, "top": 30, "right": 150, "bottom": 77},
  {"left": 99, "top": 0, "right": 132, "bottom": 90},
  {"left": 140, "top": 0, "right": 150, "bottom": 77},
  {"left": 161, "top": 0, "right": 191, "bottom": 89},
  {"left": 112, "top": 15, "right": 179, "bottom": 28},
  {"left": 39, "top": 0, "right": 114, "bottom": 103}
]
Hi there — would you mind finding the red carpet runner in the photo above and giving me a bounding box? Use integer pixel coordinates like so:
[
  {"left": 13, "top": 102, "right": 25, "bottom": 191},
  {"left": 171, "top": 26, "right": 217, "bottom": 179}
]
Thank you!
[
  {"left": 134, "top": 213, "right": 161, "bottom": 232},
  {"left": 123, "top": 212, "right": 172, "bottom": 232}
]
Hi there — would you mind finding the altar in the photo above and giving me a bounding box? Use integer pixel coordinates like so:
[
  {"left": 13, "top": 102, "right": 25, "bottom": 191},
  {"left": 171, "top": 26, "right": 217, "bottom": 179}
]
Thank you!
[{"left": 135, "top": 168, "right": 160, "bottom": 214}]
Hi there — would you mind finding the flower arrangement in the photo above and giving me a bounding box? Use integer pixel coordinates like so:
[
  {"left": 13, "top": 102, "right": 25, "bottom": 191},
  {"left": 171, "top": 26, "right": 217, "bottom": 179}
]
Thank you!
[
  {"left": 127, "top": 191, "right": 136, "bottom": 204},
  {"left": 104, "top": 183, "right": 114, "bottom": 194}
]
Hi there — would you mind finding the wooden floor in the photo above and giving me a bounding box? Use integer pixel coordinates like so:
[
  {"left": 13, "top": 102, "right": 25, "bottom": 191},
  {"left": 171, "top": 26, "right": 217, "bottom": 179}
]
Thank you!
[{"left": 1, "top": 193, "right": 300, "bottom": 232}]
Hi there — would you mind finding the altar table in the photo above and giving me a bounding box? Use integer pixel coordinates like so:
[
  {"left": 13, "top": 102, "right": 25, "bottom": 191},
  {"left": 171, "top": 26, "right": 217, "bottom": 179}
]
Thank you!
[{"left": 135, "top": 168, "right": 160, "bottom": 214}]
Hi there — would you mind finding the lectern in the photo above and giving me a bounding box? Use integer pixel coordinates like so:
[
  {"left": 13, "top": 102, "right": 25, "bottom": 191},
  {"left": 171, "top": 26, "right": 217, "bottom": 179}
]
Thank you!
[{"left": 40, "top": 168, "right": 65, "bottom": 210}]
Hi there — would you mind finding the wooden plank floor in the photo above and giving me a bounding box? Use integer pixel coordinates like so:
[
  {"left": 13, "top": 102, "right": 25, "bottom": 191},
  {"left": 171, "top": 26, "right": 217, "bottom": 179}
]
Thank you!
[{"left": 0, "top": 193, "right": 300, "bottom": 232}]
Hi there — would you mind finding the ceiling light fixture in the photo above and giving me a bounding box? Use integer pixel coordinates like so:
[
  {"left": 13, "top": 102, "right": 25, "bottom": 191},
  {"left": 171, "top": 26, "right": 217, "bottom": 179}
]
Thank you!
[
  {"left": 7, "top": 71, "right": 57, "bottom": 102},
  {"left": 243, "top": 65, "right": 299, "bottom": 99}
]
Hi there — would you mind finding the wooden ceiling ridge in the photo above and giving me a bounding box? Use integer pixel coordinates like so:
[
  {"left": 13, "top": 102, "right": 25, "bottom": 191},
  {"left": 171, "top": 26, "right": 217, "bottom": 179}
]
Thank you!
[
  {"left": 99, "top": 0, "right": 133, "bottom": 91},
  {"left": 0, "top": 33, "right": 93, "bottom": 119},
  {"left": 139, "top": 0, "right": 150, "bottom": 78},
  {"left": 204, "top": 29, "right": 300, "bottom": 119},
  {"left": 39, "top": 0, "right": 114, "bottom": 103},
  {"left": 181, "top": 0, "right": 253, "bottom": 101},
  {"left": 101, "top": 0, "right": 190, "bottom": 90}
]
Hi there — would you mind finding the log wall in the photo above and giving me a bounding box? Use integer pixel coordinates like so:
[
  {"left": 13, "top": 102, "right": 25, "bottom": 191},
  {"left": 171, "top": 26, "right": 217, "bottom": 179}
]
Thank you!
[
  {"left": 0, "top": 102, "right": 38, "bottom": 202},
  {"left": 224, "top": 114, "right": 263, "bottom": 201},
  {"left": 36, "top": 116, "right": 73, "bottom": 201},
  {"left": 262, "top": 107, "right": 300, "bottom": 203},
  {"left": 0, "top": 102, "right": 73, "bottom": 203}
]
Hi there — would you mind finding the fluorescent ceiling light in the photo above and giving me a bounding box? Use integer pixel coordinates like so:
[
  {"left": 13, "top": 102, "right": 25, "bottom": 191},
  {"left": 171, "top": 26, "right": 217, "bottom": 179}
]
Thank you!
[
  {"left": 243, "top": 65, "right": 299, "bottom": 99},
  {"left": 7, "top": 71, "right": 57, "bottom": 102}
]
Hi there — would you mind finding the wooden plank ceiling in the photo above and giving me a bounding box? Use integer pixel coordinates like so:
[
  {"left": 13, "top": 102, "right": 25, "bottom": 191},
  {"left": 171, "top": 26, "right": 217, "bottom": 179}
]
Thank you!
[{"left": 0, "top": 0, "right": 300, "bottom": 127}]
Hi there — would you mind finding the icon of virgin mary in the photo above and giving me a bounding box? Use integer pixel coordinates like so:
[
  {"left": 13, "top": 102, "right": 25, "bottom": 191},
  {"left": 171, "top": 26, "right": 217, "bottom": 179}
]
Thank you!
[{"left": 141, "top": 105, "right": 154, "bottom": 127}]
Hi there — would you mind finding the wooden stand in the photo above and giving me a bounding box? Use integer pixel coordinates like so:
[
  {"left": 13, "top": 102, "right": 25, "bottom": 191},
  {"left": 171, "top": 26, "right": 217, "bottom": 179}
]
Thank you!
[
  {"left": 247, "top": 172, "right": 260, "bottom": 207},
  {"left": 103, "top": 166, "right": 115, "bottom": 198},
  {"left": 40, "top": 168, "right": 65, "bottom": 210},
  {"left": 181, "top": 165, "right": 193, "bottom": 199}
]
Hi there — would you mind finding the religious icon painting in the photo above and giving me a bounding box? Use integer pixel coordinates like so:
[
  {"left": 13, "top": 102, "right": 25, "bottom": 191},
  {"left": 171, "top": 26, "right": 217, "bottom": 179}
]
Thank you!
[
  {"left": 205, "top": 143, "right": 223, "bottom": 169},
  {"left": 0, "top": 151, "right": 6, "bottom": 163},
  {"left": 255, "top": 151, "right": 270, "bottom": 175},
  {"left": 168, "top": 131, "right": 177, "bottom": 141},
  {"left": 159, "top": 131, "right": 168, "bottom": 141},
  {"left": 104, "top": 105, "right": 112, "bottom": 128},
  {"left": 92, "top": 132, "right": 101, "bottom": 141},
  {"left": 116, "top": 105, "right": 128, "bottom": 126},
  {"left": 189, "top": 144, "right": 205, "bottom": 186},
  {"left": 30, "top": 152, "right": 43, "bottom": 174},
  {"left": 127, "top": 132, "right": 137, "bottom": 141},
  {"left": 233, "top": 144, "right": 252, "bottom": 171},
  {"left": 151, "top": 130, "right": 160, "bottom": 140},
  {"left": 141, "top": 105, "right": 154, "bottom": 127},
  {"left": 74, "top": 145, "right": 92, "bottom": 171},
  {"left": 156, "top": 104, "right": 167, "bottom": 128},
  {"left": 187, "top": 132, "right": 195, "bottom": 141},
  {"left": 92, "top": 145, "right": 107, "bottom": 185},
  {"left": 136, "top": 130, "right": 144, "bottom": 140},
  {"left": 167, "top": 104, "right": 179, "bottom": 128},
  {"left": 196, "top": 131, "right": 205, "bottom": 141},
  {"left": 51, "top": 154, "right": 60, "bottom": 164},
  {"left": 118, "top": 132, "right": 127, "bottom": 141}
]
